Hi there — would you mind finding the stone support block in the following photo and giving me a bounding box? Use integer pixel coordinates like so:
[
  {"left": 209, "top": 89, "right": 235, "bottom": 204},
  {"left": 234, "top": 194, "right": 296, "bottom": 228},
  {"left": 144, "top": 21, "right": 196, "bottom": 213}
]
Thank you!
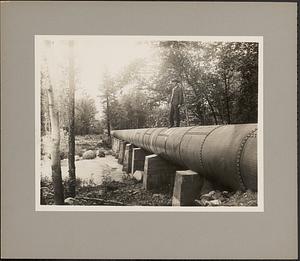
[
  {"left": 131, "top": 148, "right": 149, "bottom": 174},
  {"left": 112, "top": 138, "right": 119, "bottom": 153},
  {"left": 143, "top": 154, "right": 177, "bottom": 191},
  {"left": 122, "top": 143, "right": 134, "bottom": 174},
  {"left": 114, "top": 139, "right": 121, "bottom": 159},
  {"left": 118, "top": 140, "right": 128, "bottom": 164},
  {"left": 111, "top": 138, "right": 115, "bottom": 152},
  {"left": 172, "top": 170, "right": 204, "bottom": 206}
]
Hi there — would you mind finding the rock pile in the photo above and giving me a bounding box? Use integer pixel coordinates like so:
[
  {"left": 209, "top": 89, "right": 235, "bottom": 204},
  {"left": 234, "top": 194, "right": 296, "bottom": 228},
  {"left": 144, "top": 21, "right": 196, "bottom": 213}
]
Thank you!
[{"left": 195, "top": 190, "right": 257, "bottom": 206}]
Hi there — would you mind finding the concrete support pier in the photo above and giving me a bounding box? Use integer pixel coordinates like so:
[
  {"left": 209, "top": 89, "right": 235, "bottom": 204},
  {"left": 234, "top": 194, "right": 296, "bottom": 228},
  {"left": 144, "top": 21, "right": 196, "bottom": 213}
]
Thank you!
[
  {"left": 118, "top": 141, "right": 128, "bottom": 164},
  {"left": 122, "top": 143, "right": 134, "bottom": 174},
  {"left": 111, "top": 138, "right": 115, "bottom": 152},
  {"left": 172, "top": 170, "right": 204, "bottom": 206},
  {"left": 143, "top": 154, "right": 178, "bottom": 191},
  {"left": 131, "top": 148, "right": 149, "bottom": 175},
  {"left": 114, "top": 139, "right": 121, "bottom": 159},
  {"left": 112, "top": 137, "right": 119, "bottom": 153}
]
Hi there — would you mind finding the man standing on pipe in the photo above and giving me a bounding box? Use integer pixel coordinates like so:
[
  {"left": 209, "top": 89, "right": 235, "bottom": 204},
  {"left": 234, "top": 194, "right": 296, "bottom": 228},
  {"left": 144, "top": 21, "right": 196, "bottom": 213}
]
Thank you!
[{"left": 169, "top": 79, "right": 184, "bottom": 127}]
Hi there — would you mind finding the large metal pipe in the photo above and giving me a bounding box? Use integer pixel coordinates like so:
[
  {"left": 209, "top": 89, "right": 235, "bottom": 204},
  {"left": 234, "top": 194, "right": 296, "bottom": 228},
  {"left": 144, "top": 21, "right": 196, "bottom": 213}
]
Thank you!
[{"left": 112, "top": 124, "right": 257, "bottom": 191}]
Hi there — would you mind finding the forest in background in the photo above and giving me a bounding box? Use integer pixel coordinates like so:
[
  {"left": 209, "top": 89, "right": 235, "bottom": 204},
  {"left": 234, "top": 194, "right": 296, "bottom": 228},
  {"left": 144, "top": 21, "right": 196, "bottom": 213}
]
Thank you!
[{"left": 40, "top": 41, "right": 258, "bottom": 138}]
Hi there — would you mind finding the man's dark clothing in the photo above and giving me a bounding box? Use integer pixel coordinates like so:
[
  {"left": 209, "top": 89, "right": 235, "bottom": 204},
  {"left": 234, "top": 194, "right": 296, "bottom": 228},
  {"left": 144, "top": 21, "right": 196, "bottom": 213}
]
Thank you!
[
  {"left": 169, "top": 104, "right": 180, "bottom": 127},
  {"left": 169, "top": 85, "right": 184, "bottom": 127}
]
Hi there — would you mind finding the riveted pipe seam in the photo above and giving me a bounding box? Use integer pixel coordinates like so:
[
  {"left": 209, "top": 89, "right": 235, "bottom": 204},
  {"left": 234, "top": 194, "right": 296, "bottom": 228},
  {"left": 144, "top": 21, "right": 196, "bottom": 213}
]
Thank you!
[
  {"left": 178, "top": 126, "right": 197, "bottom": 165},
  {"left": 199, "top": 125, "right": 222, "bottom": 170},
  {"left": 235, "top": 128, "right": 257, "bottom": 190}
]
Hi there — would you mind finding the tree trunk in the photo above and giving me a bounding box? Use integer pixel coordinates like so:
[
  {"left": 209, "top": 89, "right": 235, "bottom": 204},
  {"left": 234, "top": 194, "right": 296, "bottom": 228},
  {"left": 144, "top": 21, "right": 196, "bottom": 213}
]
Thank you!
[
  {"left": 205, "top": 96, "right": 218, "bottom": 125},
  {"left": 219, "top": 108, "right": 225, "bottom": 124},
  {"left": 46, "top": 81, "right": 64, "bottom": 205},
  {"left": 68, "top": 40, "right": 76, "bottom": 197},
  {"left": 44, "top": 40, "right": 64, "bottom": 204},
  {"left": 106, "top": 95, "right": 111, "bottom": 142},
  {"left": 224, "top": 75, "right": 231, "bottom": 124}
]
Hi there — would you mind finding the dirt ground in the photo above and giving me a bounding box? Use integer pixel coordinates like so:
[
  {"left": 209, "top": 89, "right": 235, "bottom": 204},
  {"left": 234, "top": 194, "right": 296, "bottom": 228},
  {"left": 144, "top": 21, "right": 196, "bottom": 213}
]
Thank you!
[
  {"left": 40, "top": 134, "right": 257, "bottom": 207},
  {"left": 40, "top": 155, "right": 257, "bottom": 207},
  {"left": 40, "top": 155, "right": 124, "bottom": 185}
]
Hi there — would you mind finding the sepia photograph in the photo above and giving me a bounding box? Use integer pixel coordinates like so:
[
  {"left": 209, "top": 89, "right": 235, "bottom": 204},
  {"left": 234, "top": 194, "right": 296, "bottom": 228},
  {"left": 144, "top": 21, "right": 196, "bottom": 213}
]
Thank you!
[
  {"left": 3, "top": 1, "right": 297, "bottom": 259},
  {"left": 35, "top": 35, "right": 262, "bottom": 210}
]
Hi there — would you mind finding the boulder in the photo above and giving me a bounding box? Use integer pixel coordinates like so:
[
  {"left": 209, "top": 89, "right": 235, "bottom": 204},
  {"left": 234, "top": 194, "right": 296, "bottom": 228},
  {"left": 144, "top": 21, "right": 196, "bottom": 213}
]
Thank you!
[
  {"left": 201, "top": 191, "right": 215, "bottom": 200},
  {"left": 211, "top": 191, "right": 223, "bottom": 200},
  {"left": 75, "top": 155, "right": 80, "bottom": 161},
  {"left": 97, "top": 149, "right": 105, "bottom": 157},
  {"left": 64, "top": 197, "right": 79, "bottom": 205},
  {"left": 222, "top": 191, "right": 230, "bottom": 197},
  {"left": 208, "top": 199, "right": 221, "bottom": 206},
  {"left": 105, "top": 150, "right": 113, "bottom": 155},
  {"left": 133, "top": 170, "right": 143, "bottom": 182},
  {"left": 194, "top": 199, "right": 202, "bottom": 206},
  {"left": 199, "top": 198, "right": 210, "bottom": 206},
  {"left": 97, "top": 141, "right": 103, "bottom": 147},
  {"left": 82, "top": 150, "right": 96, "bottom": 160}
]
